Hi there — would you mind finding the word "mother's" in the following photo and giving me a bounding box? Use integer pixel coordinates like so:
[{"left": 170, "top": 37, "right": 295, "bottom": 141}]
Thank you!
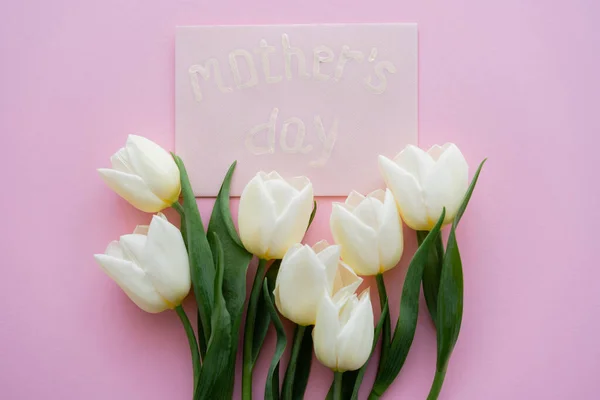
[{"left": 188, "top": 33, "right": 397, "bottom": 101}]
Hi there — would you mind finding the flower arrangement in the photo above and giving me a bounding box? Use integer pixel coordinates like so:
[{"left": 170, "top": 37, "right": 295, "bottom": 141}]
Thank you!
[{"left": 95, "top": 134, "right": 485, "bottom": 400}]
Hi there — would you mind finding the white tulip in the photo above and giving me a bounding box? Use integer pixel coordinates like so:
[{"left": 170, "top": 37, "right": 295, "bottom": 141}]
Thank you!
[
  {"left": 330, "top": 189, "right": 403, "bottom": 276},
  {"left": 313, "top": 289, "right": 374, "bottom": 372},
  {"left": 98, "top": 135, "right": 181, "bottom": 213},
  {"left": 378, "top": 143, "right": 468, "bottom": 231},
  {"left": 274, "top": 241, "right": 362, "bottom": 326},
  {"left": 238, "top": 171, "right": 314, "bottom": 260},
  {"left": 94, "top": 213, "right": 191, "bottom": 313}
]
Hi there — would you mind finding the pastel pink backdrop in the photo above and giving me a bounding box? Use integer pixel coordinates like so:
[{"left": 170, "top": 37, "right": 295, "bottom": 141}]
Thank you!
[{"left": 1, "top": 0, "right": 598, "bottom": 399}]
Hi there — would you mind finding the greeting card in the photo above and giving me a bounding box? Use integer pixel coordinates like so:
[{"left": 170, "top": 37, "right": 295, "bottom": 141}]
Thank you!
[{"left": 175, "top": 24, "right": 418, "bottom": 196}]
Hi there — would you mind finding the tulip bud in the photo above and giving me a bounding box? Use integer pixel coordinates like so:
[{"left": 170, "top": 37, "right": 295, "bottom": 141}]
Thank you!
[
  {"left": 98, "top": 135, "right": 181, "bottom": 213},
  {"left": 274, "top": 241, "right": 362, "bottom": 326},
  {"left": 238, "top": 171, "right": 314, "bottom": 259},
  {"left": 330, "top": 189, "right": 403, "bottom": 276},
  {"left": 313, "top": 289, "right": 374, "bottom": 372},
  {"left": 378, "top": 143, "right": 468, "bottom": 231},
  {"left": 94, "top": 213, "right": 191, "bottom": 313}
]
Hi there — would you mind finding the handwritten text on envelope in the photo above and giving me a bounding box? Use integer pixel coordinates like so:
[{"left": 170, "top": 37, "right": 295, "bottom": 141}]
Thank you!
[{"left": 176, "top": 24, "right": 417, "bottom": 196}]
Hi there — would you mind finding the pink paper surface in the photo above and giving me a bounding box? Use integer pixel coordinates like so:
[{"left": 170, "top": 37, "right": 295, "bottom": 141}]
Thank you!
[
  {"left": 176, "top": 24, "right": 417, "bottom": 196},
  {"left": 1, "top": 1, "right": 599, "bottom": 400}
]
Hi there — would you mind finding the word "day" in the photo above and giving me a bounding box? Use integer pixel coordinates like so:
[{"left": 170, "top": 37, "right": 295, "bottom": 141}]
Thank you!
[
  {"left": 245, "top": 107, "right": 338, "bottom": 167},
  {"left": 188, "top": 33, "right": 397, "bottom": 101}
]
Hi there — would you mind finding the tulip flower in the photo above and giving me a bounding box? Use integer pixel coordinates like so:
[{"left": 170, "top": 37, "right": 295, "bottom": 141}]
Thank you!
[
  {"left": 238, "top": 171, "right": 314, "bottom": 260},
  {"left": 98, "top": 135, "right": 181, "bottom": 213},
  {"left": 94, "top": 213, "right": 190, "bottom": 313},
  {"left": 330, "top": 189, "right": 403, "bottom": 276},
  {"left": 274, "top": 240, "right": 362, "bottom": 326},
  {"left": 378, "top": 143, "right": 468, "bottom": 231},
  {"left": 313, "top": 288, "right": 374, "bottom": 372}
]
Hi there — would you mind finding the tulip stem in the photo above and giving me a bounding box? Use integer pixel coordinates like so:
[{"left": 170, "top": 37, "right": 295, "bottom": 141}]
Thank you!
[
  {"left": 282, "top": 324, "right": 307, "bottom": 400},
  {"left": 375, "top": 274, "right": 390, "bottom": 367},
  {"left": 332, "top": 372, "right": 343, "bottom": 400},
  {"left": 242, "top": 258, "right": 268, "bottom": 400},
  {"left": 172, "top": 200, "right": 184, "bottom": 216},
  {"left": 175, "top": 305, "right": 200, "bottom": 391}
]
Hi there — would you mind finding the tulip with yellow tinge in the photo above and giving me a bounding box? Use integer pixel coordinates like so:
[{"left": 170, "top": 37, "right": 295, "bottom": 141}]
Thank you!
[
  {"left": 330, "top": 189, "right": 404, "bottom": 276},
  {"left": 94, "top": 213, "right": 190, "bottom": 313},
  {"left": 238, "top": 171, "right": 314, "bottom": 260},
  {"left": 378, "top": 143, "right": 469, "bottom": 231},
  {"left": 274, "top": 240, "right": 362, "bottom": 326},
  {"left": 98, "top": 135, "right": 181, "bottom": 213},
  {"left": 313, "top": 288, "right": 374, "bottom": 372}
]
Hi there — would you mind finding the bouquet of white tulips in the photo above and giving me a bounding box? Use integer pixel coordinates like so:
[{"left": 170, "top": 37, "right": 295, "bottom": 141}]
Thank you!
[{"left": 95, "top": 134, "right": 485, "bottom": 400}]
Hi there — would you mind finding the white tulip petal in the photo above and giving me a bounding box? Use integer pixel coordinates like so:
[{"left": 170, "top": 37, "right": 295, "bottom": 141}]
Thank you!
[
  {"left": 378, "top": 156, "right": 429, "bottom": 230},
  {"left": 125, "top": 135, "right": 180, "bottom": 203},
  {"left": 377, "top": 190, "right": 404, "bottom": 272},
  {"left": 426, "top": 143, "right": 452, "bottom": 161},
  {"left": 97, "top": 168, "right": 167, "bottom": 212},
  {"left": 268, "top": 183, "right": 313, "bottom": 259},
  {"left": 262, "top": 171, "right": 284, "bottom": 181},
  {"left": 315, "top": 244, "right": 341, "bottom": 294},
  {"left": 143, "top": 215, "right": 191, "bottom": 305},
  {"left": 119, "top": 234, "right": 148, "bottom": 265},
  {"left": 422, "top": 144, "right": 468, "bottom": 226},
  {"left": 313, "top": 293, "right": 342, "bottom": 370},
  {"left": 366, "top": 189, "right": 386, "bottom": 202},
  {"left": 287, "top": 176, "right": 311, "bottom": 191},
  {"left": 330, "top": 204, "right": 379, "bottom": 276},
  {"left": 105, "top": 240, "right": 124, "bottom": 258},
  {"left": 110, "top": 148, "right": 133, "bottom": 173},
  {"left": 344, "top": 191, "right": 365, "bottom": 211},
  {"left": 336, "top": 290, "right": 374, "bottom": 371},
  {"left": 352, "top": 197, "right": 383, "bottom": 231},
  {"left": 276, "top": 246, "right": 325, "bottom": 325},
  {"left": 238, "top": 176, "right": 278, "bottom": 258},
  {"left": 94, "top": 254, "right": 167, "bottom": 313},
  {"left": 311, "top": 239, "right": 331, "bottom": 254},
  {"left": 333, "top": 262, "right": 362, "bottom": 298},
  {"left": 391, "top": 145, "right": 435, "bottom": 182},
  {"left": 262, "top": 178, "right": 299, "bottom": 215}
]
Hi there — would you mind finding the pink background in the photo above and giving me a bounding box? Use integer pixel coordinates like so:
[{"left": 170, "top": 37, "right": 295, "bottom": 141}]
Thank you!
[{"left": 1, "top": 0, "right": 598, "bottom": 399}]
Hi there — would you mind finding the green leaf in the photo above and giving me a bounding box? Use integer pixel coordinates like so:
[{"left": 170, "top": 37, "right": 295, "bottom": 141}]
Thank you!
[
  {"left": 370, "top": 209, "right": 446, "bottom": 398},
  {"left": 454, "top": 159, "right": 487, "bottom": 227},
  {"left": 206, "top": 161, "right": 253, "bottom": 398},
  {"left": 375, "top": 274, "right": 390, "bottom": 376},
  {"left": 251, "top": 259, "right": 276, "bottom": 364},
  {"left": 263, "top": 276, "right": 287, "bottom": 400},
  {"left": 282, "top": 324, "right": 313, "bottom": 400},
  {"left": 195, "top": 234, "right": 232, "bottom": 400},
  {"left": 173, "top": 154, "right": 214, "bottom": 347},
  {"left": 417, "top": 230, "right": 444, "bottom": 326},
  {"left": 427, "top": 159, "right": 486, "bottom": 400}
]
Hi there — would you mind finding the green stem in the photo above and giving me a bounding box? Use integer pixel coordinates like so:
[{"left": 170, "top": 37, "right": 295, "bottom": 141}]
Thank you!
[
  {"left": 427, "top": 365, "right": 448, "bottom": 400},
  {"left": 242, "top": 258, "right": 268, "bottom": 400},
  {"left": 375, "top": 274, "right": 390, "bottom": 367},
  {"left": 175, "top": 305, "right": 200, "bottom": 391},
  {"left": 332, "top": 371, "right": 343, "bottom": 400},
  {"left": 172, "top": 200, "right": 184, "bottom": 216},
  {"left": 282, "top": 324, "right": 307, "bottom": 400}
]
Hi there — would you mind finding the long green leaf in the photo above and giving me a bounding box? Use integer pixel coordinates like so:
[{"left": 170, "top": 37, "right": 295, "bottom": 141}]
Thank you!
[
  {"left": 375, "top": 274, "right": 390, "bottom": 375},
  {"left": 251, "top": 260, "right": 277, "bottom": 364},
  {"left": 173, "top": 155, "right": 214, "bottom": 347},
  {"left": 427, "top": 159, "right": 486, "bottom": 399},
  {"left": 418, "top": 231, "right": 444, "bottom": 325},
  {"left": 263, "top": 277, "right": 287, "bottom": 400},
  {"left": 195, "top": 234, "right": 231, "bottom": 400},
  {"left": 419, "top": 158, "right": 487, "bottom": 327},
  {"left": 207, "top": 161, "right": 253, "bottom": 398},
  {"left": 291, "top": 325, "right": 313, "bottom": 400},
  {"left": 370, "top": 209, "right": 446, "bottom": 397}
]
